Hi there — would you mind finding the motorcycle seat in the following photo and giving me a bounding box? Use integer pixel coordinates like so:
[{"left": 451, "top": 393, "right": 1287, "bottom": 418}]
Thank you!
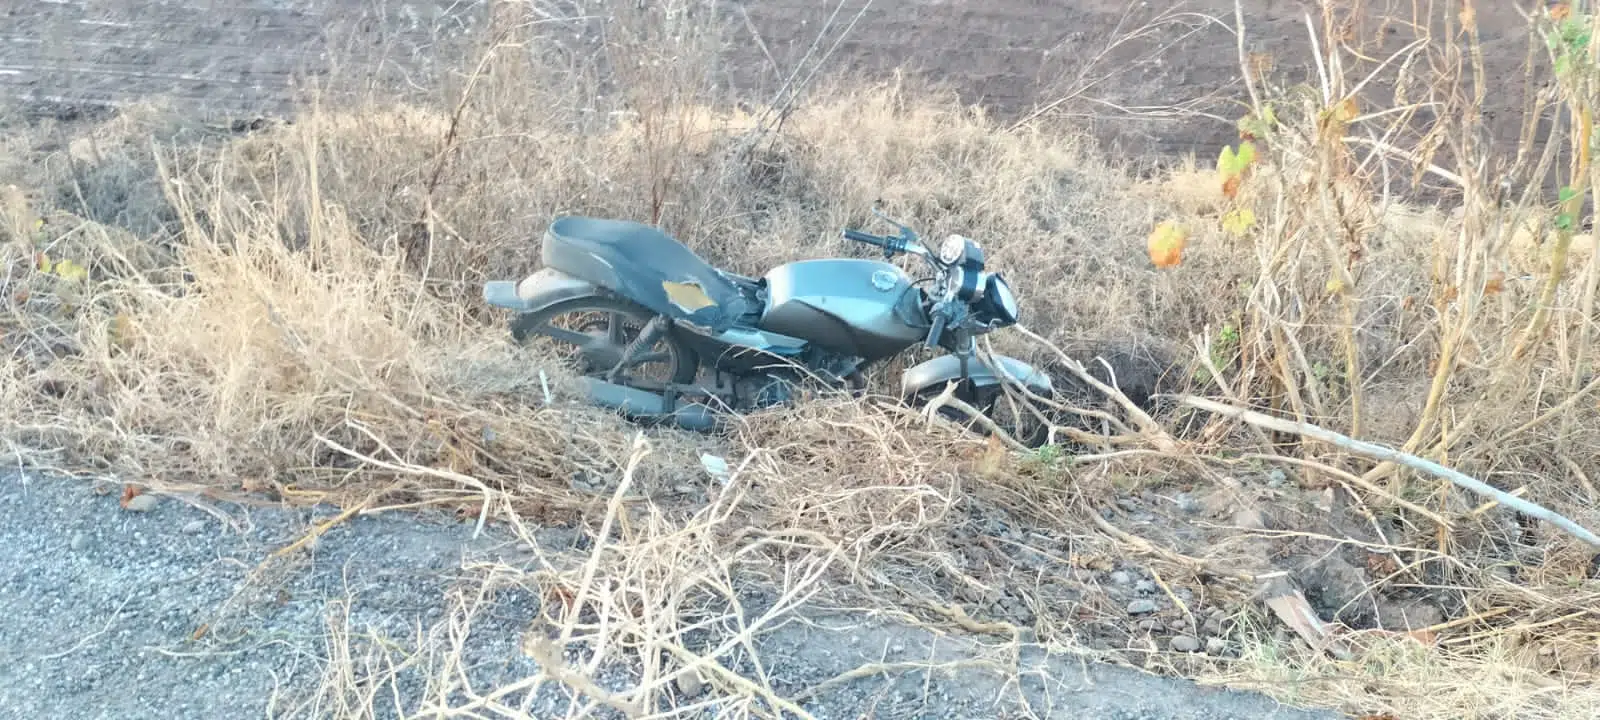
[{"left": 540, "top": 216, "right": 750, "bottom": 332}]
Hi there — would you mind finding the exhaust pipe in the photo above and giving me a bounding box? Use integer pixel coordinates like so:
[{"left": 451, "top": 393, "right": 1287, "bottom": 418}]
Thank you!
[{"left": 579, "top": 377, "right": 720, "bottom": 432}]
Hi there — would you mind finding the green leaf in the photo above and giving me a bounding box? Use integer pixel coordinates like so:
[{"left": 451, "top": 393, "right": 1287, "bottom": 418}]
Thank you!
[
  {"left": 1559, "top": 185, "right": 1579, "bottom": 203},
  {"left": 1555, "top": 54, "right": 1572, "bottom": 75},
  {"left": 1556, "top": 213, "right": 1575, "bottom": 231},
  {"left": 1217, "top": 141, "right": 1258, "bottom": 179},
  {"left": 1237, "top": 140, "right": 1257, "bottom": 167},
  {"left": 1562, "top": 18, "right": 1590, "bottom": 46}
]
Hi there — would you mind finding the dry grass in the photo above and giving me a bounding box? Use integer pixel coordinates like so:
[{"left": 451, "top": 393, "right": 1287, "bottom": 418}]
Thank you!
[{"left": 5, "top": 1, "right": 1600, "bottom": 718}]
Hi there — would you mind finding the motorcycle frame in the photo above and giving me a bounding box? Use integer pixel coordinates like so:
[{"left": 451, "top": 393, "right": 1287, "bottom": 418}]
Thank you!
[{"left": 485, "top": 265, "right": 1055, "bottom": 418}]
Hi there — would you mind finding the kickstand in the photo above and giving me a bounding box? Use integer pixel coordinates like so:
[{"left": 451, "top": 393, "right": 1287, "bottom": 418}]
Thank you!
[{"left": 606, "top": 314, "right": 668, "bottom": 383}]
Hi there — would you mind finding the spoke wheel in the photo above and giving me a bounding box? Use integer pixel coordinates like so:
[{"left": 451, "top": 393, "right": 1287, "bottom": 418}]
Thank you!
[{"left": 511, "top": 295, "right": 699, "bottom": 389}]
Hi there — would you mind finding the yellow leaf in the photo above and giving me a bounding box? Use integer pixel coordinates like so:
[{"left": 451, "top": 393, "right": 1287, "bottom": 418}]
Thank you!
[
  {"left": 1335, "top": 96, "right": 1360, "bottom": 123},
  {"left": 1222, "top": 208, "right": 1257, "bottom": 236},
  {"left": 1147, "top": 221, "right": 1188, "bottom": 269},
  {"left": 52, "top": 258, "right": 88, "bottom": 283},
  {"left": 1326, "top": 275, "right": 1346, "bottom": 294}
]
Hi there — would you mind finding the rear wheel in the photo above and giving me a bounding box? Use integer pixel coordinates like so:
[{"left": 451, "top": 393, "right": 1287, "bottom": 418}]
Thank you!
[{"left": 511, "top": 295, "right": 699, "bottom": 389}]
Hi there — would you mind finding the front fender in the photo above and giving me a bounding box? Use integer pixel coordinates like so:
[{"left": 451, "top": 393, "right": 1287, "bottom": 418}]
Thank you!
[
  {"left": 900, "top": 353, "right": 1054, "bottom": 399},
  {"left": 483, "top": 267, "right": 607, "bottom": 313}
]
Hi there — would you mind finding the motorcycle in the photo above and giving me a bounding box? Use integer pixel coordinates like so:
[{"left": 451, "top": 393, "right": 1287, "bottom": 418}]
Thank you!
[{"left": 481, "top": 208, "right": 1056, "bottom": 444}]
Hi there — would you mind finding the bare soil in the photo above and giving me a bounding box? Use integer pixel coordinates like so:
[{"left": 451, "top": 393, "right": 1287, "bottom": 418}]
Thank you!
[{"left": 3, "top": 0, "right": 1548, "bottom": 169}]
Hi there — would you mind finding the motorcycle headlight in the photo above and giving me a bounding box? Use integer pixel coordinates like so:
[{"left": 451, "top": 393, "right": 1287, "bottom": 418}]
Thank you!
[
  {"left": 939, "top": 234, "right": 968, "bottom": 265},
  {"left": 939, "top": 234, "right": 987, "bottom": 270},
  {"left": 983, "top": 273, "right": 1019, "bottom": 325}
]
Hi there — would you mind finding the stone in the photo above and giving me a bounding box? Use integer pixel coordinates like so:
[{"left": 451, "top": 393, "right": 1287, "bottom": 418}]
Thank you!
[
  {"left": 1135, "top": 579, "right": 1156, "bottom": 594},
  {"left": 181, "top": 520, "right": 207, "bottom": 534},
  {"left": 1170, "top": 635, "right": 1201, "bottom": 653},
  {"left": 1206, "top": 636, "right": 1227, "bottom": 654},
  {"left": 1110, "top": 570, "right": 1133, "bottom": 585},
  {"left": 1127, "top": 599, "right": 1158, "bottom": 615},
  {"left": 123, "top": 495, "right": 158, "bottom": 512},
  {"left": 1299, "top": 554, "right": 1373, "bottom": 623},
  {"left": 675, "top": 669, "right": 704, "bottom": 697},
  {"left": 1231, "top": 507, "right": 1269, "bottom": 530},
  {"left": 1375, "top": 599, "right": 1445, "bottom": 631}
]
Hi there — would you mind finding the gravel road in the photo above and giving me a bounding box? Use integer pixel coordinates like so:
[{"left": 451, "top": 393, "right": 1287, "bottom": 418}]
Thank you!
[{"left": 0, "top": 470, "right": 1341, "bottom": 719}]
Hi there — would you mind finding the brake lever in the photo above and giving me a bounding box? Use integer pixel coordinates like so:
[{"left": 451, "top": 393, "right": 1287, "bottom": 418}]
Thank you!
[{"left": 870, "top": 205, "right": 917, "bottom": 249}]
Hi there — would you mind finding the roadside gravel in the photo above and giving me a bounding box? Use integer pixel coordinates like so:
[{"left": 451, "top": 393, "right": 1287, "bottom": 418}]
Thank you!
[{"left": 0, "top": 470, "right": 1340, "bottom": 719}]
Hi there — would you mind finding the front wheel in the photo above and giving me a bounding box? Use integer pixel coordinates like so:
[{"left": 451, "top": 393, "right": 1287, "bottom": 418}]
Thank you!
[
  {"left": 910, "top": 381, "right": 1050, "bottom": 449},
  {"left": 510, "top": 294, "right": 700, "bottom": 389}
]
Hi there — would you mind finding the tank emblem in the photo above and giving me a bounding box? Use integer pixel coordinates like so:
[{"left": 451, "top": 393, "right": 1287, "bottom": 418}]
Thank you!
[{"left": 870, "top": 269, "right": 899, "bottom": 292}]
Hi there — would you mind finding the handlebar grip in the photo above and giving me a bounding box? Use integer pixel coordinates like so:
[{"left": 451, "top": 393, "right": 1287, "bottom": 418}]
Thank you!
[
  {"left": 842, "top": 228, "right": 887, "bottom": 249},
  {"left": 925, "top": 309, "right": 948, "bottom": 350}
]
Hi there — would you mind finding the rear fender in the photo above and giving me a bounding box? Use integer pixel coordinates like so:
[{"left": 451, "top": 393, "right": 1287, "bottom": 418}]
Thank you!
[
  {"left": 483, "top": 268, "right": 608, "bottom": 313},
  {"left": 900, "top": 353, "right": 1054, "bottom": 399}
]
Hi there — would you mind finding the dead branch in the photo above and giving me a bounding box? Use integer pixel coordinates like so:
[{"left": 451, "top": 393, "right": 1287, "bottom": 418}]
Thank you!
[
  {"left": 1179, "top": 395, "right": 1600, "bottom": 550},
  {"left": 1015, "top": 325, "right": 1178, "bottom": 452}
]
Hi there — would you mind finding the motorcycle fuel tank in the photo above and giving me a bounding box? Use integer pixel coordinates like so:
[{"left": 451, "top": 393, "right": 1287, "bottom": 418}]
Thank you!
[{"left": 758, "top": 258, "right": 928, "bottom": 361}]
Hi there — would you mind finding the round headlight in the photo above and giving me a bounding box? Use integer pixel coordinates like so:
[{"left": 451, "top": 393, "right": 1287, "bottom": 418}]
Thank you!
[
  {"left": 939, "top": 234, "right": 968, "bottom": 265},
  {"left": 987, "top": 274, "right": 1019, "bottom": 324}
]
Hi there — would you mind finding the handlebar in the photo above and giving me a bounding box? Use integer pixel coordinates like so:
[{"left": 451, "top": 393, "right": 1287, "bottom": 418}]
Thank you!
[
  {"left": 842, "top": 228, "right": 892, "bottom": 250},
  {"left": 842, "top": 227, "right": 930, "bottom": 260},
  {"left": 841, "top": 207, "right": 930, "bottom": 260}
]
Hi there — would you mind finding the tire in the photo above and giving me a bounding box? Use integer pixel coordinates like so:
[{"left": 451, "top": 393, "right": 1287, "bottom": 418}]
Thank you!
[
  {"left": 911, "top": 381, "right": 1050, "bottom": 449},
  {"left": 510, "top": 294, "right": 700, "bottom": 387}
]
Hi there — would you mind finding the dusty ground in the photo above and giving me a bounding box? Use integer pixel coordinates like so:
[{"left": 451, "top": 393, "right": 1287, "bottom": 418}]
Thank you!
[
  {"left": 1, "top": 0, "right": 1549, "bottom": 168},
  {"left": 0, "top": 469, "right": 1340, "bottom": 719}
]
